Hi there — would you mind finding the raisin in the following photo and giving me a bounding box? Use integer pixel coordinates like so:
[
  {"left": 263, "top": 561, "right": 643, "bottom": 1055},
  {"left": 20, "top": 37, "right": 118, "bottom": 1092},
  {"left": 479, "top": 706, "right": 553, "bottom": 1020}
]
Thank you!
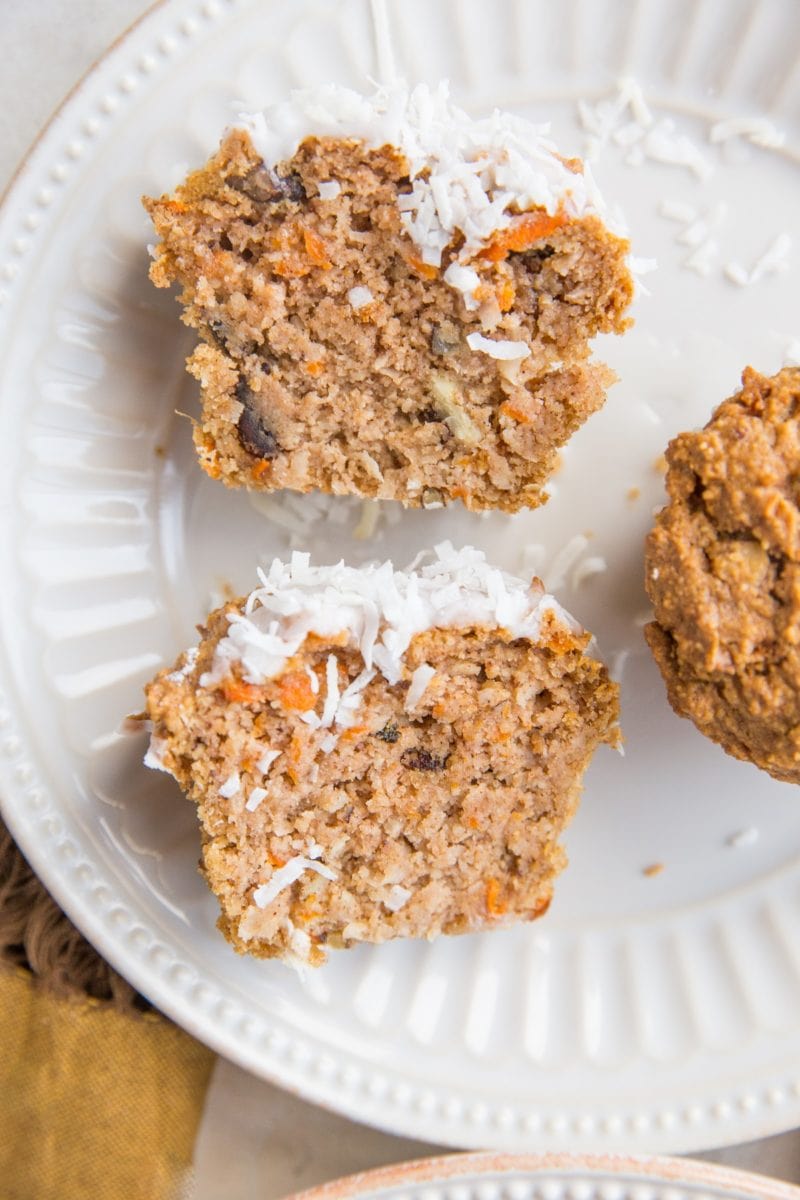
[
  {"left": 430, "top": 321, "right": 461, "bottom": 355},
  {"left": 418, "top": 406, "right": 443, "bottom": 423},
  {"left": 375, "top": 722, "right": 399, "bottom": 743},
  {"left": 235, "top": 379, "right": 280, "bottom": 459},
  {"left": 228, "top": 164, "right": 306, "bottom": 205},
  {"left": 401, "top": 748, "right": 448, "bottom": 771}
]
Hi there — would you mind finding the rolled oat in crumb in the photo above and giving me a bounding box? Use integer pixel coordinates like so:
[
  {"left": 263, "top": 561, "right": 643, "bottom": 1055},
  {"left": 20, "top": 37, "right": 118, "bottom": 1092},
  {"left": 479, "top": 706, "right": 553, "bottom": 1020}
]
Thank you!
[
  {"left": 144, "top": 83, "right": 633, "bottom": 512},
  {"left": 144, "top": 544, "right": 620, "bottom": 964}
]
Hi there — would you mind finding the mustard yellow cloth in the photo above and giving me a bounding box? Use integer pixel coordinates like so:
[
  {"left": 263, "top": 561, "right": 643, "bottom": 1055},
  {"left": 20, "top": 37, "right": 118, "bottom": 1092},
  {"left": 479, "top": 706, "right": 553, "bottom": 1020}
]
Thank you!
[{"left": 0, "top": 968, "right": 215, "bottom": 1199}]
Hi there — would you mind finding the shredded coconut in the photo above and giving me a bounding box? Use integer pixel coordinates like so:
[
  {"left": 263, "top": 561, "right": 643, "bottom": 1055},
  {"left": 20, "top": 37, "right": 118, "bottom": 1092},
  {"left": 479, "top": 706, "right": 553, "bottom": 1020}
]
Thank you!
[
  {"left": 304, "top": 665, "right": 319, "bottom": 695},
  {"left": 466, "top": 331, "right": 530, "bottom": 360},
  {"left": 166, "top": 646, "right": 198, "bottom": 682},
  {"left": 245, "top": 786, "right": 268, "bottom": 812},
  {"left": 238, "top": 81, "right": 608, "bottom": 277},
  {"left": 579, "top": 79, "right": 711, "bottom": 179},
  {"left": 405, "top": 663, "right": 436, "bottom": 710},
  {"left": 319, "top": 654, "right": 341, "bottom": 729},
  {"left": 684, "top": 239, "right": 718, "bottom": 277},
  {"left": 709, "top": 116, "right": 785, "bottom": 149},
  {"left": 384, "top": 884, "right": 413, "bottom": 912},
  {"left": 545, "top": 534, "right": 590, "bottom": 591},
  {"left": 724, "top": 233, "right": 792, "bottom": 288},
  {"left": 659, "top": 199, "right": 698, "bottom": 223},
  {"left": 724, "top": 261, "right": 751, "bottom": 288},
  {"left": 256, "top": 749, "right": 282, "bottom": 774},
  {"left": 443, "top": 262, "right": 481, "bottom": 310},
  {"left": 609, "top": 649, "right": 629, "bottom": 682},
  {"left": 199, "top": 544, "right": 580, "bottom": 690},
  {"left": 571, "top": 555, "right": 607, "bottom": 588},
  {"left": 317, "top": 179, "right": 341, "bottom": 199},
  {"left": 253, "top": 855, "right": 336, "bottom": 910},
  {"left": 347, "top": 285, "right": 374, "bottom": 310},
  {"left": 218, "top": 771, "right": 240, "bottom": 799},
  {"left": 143, "top": 737, "right": 170, "bottom": 772}
]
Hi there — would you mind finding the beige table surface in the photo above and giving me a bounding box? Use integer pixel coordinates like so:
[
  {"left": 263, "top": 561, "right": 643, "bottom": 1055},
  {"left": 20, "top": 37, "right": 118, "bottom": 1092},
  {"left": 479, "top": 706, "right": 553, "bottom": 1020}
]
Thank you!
[{"left": 2, "top": 2, "right": 799, "bottom": 1195}]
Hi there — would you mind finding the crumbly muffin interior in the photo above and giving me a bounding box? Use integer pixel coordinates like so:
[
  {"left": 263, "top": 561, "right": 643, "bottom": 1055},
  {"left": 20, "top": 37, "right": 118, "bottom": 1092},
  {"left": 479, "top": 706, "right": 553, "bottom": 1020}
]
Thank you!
[
  {"left": 645, "top": 366, "right": 800, "bottom": 784},
  {"left": 146, "top": 610, "right": 619, "bottom": 963},
  {"left": 145, "top": 131, "right": 632, "bottom": 511}
]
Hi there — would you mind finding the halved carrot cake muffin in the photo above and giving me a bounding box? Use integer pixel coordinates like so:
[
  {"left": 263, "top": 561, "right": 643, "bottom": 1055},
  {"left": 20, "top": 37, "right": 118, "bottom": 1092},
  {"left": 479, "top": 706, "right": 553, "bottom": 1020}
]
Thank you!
[
  {"left": 144, "top": 544, "right": 620, "bottom": 964},
  {"left": 144, "top": 83, "right": 633, "bottom": 511}
]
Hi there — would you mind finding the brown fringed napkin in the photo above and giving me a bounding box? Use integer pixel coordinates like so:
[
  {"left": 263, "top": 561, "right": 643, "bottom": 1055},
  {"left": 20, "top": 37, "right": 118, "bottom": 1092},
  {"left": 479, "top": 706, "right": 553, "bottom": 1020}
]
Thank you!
[{"left": 0, "top": 815, "right": 215, "bottom": 1199}]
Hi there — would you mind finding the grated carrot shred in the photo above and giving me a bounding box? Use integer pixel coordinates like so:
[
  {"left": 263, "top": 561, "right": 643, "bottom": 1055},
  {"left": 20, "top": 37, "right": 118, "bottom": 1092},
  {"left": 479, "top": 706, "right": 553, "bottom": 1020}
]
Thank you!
[
  {"left": 497, "top": 278, "right": 516, "bottom": 311},
  {"left": 251, "top": 460, "right": 271, "bottom": 479},
  {"left": 272, "top": 256, "right": 310, "bottom": 278},
  {"left": 499, "top": 400, "right": 531, "bottom": 423},
  {"left": 477, "top": 209, "right": 567, "bottom": 262},
  {"left": 405, "top": 252, "right": 439, "bottom": 280},
  {"left": 221, "top": 678, "right": 263, "bottom": 704},
  {"left": 276, "top": 670, "right": 317, "bottom": 712},
  {"left": 304, "top": 360, "right": 325, "bottom": 376},
  {"left": 302, "top": 227, "right": 332, "bottom": 269},
  {"left": 485, "top": 878, "right": 508, "bottom": 916},
  {"left": 341, "top": 724, "right": 368, "bottom": 742}
]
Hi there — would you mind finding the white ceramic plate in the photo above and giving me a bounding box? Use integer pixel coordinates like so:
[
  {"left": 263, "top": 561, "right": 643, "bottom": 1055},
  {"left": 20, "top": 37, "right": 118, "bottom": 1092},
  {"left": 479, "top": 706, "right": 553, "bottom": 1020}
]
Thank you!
[
  {"left": 1, "top": 0, "right": 799, "bottom": 1155},
  {"left": 290, "top": 1151, "right": 800, "bottom": 1200}
]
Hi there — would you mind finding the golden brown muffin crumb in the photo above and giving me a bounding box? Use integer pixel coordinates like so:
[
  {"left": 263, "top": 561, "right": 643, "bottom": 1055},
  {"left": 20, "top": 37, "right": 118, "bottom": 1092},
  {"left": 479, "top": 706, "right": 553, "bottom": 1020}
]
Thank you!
[
  {"left": 645, "top": 366, "right": 800, "bottom": 784},
  {"left": 144, "top": 128, "right": 632, "bottom": 512}
]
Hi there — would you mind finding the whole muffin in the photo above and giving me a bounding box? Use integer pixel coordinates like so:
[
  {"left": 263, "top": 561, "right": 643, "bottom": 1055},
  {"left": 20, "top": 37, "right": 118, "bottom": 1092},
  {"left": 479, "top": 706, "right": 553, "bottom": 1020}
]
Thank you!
[{"left": 645, "top": 366, "right": 800, "bottom": 784}]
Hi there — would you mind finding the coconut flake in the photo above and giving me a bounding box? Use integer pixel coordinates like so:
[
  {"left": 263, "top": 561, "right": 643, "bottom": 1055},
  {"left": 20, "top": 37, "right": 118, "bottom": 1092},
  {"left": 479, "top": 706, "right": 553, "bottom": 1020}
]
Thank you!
[
  {"left": 245, "top": 786, "right": 268, "bottom": 812},
  {"left": 257, "top": 749, "right": 282, "bottom": 774},
  {"left": 466, "top": 331, "right": 530, "bottom": 361},
  {"left": 659, "top": 199, "right": 698, "bottom": 223},
  {"left": 571, "top": 555, "right": 607, "bottom": 589},
  {"left": 545, "top": 534, "right": 590, "bottom": 591},
  {"left": 709, "top": 116, "right": 785, "bottom": 149},
  {"left": 219, "top": 771, "right": 241, "bottom": 799},
  {"left": 167, "top": 646, "right": 198, "bottom": 682},
  {"left": 384, "top": 884, "right": 413, "bottom": 912},
  {"left": 749, "top": 233, "right": 792, "bottom": 283},
  {"left": 405, "top": 663, "right": 436, "bottom": 711},
  {"left": 200, "top": 544, "right": 582, "bottom": 692},
  {"left": 320, "top": 654, "right": 340, "bottom": 728},
  {"left": 237, "top": 82, "right": 609, "bottom": 279},
  {"left": 443, "top": 262, "right": 482, "bottom": 311},
  {"left": 144, "top": 737, "right": 170, "bottom": 772},
  {"left": 317, "top": 179, "right": 341, "bottom": 199},
  {"left": 253, "top": 855, "right": 337, "bottom": 910},
  {"left": 304, "top": 665, "right": 320, "bottom": 695},
  {"left": 683, "top": 240, "right": 718, "bottom": 276},
  {"left": 347, "top": 286, "right": 374, "bottom": 310}
]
